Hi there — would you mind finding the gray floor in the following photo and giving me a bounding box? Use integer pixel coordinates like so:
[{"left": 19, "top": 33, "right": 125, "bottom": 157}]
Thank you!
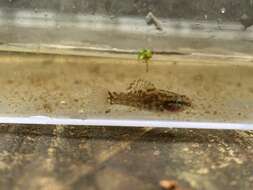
[{"left": 0, "top": 124, "right": 252, "bottom": 190}]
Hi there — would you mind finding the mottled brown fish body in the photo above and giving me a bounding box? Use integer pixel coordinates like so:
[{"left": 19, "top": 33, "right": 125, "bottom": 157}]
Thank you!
[{"left": 108, "top": 83, "right": 191, "bottom": 112}]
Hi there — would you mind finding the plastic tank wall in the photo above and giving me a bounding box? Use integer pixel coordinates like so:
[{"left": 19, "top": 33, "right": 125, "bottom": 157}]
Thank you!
[
  {"left": 1, "top": 0, "right": 253, "bottom": 19},
  {"left": 0, "top": 1, "right": 252, "bottom": 129},
  {"left": 0, "top": 0, "right": 252, "bottom": 55}
]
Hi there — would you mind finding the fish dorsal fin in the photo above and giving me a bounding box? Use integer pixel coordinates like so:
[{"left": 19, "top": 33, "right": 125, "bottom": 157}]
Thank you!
[{"left": 126, "top": 79, "right": 156, "bottom": 93}]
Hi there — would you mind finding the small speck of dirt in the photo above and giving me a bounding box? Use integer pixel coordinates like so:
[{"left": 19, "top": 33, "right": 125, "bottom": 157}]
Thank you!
[
  {"left": 88, "top": 65, "right": 101, "bottom": 73},
  {"left": 193, "top": 74, "right": 204, "bottom": 82},
  {"left": 6, "top": 79, "right": 14, "bottom": 84},
  {"left": 74, "top": 80, "right": 81, "bottom": 85},
  {"left": 204, "top": 110, "right": 210, "bottom": 114},
  {"left": 213, "top": 110, "right": 217, "bottom": 115},
  {"left": 159, "top": 179, "right": 187, "bottom": 190},
  {"left": 236, "top": 82, "right": 242, "bottom": 87},
  {"left": 43, "top": 103, "right": 52, "bottom": 113},
  {"left": 60, "top": 100, "right": 67, "bottom": 105},
  {"left": 154, "top": 150, "right": 160, "bottom": 156},
  {"left": 105, "top": 109, "right": 111, "bottom": 114},
  {"left": 79, "top": 109, "right": 84, "bottom": 113}
]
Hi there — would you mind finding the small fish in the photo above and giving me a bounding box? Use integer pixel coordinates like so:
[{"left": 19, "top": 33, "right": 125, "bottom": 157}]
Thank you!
[{"left": 108, "top": 79, "right": 191, "bottom": 112}]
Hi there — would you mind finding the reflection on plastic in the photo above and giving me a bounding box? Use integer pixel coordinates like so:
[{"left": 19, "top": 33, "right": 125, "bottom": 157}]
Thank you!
[{"left": 0, "top": 116, "right": 252, "bottom": 130}]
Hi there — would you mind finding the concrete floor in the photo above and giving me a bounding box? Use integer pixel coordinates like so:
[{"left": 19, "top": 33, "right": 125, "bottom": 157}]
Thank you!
[{"left": 0, "top": 124, "right": 252, "bottom": 190}]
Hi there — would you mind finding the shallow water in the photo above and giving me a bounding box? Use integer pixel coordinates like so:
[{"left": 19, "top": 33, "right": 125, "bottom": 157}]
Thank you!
[{"left": 0, "top": 50, "right": 252, "bottom": 126}]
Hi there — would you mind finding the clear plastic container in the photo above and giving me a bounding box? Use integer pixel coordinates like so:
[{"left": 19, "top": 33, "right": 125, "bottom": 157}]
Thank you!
[{"left": 0, "top": 1, "right": 252, "bottom": 129}]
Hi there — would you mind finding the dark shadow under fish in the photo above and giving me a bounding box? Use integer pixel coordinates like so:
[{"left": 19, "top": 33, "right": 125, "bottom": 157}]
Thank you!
[{"left": 108, "top": 79, "right": 191, "bottom": 112}]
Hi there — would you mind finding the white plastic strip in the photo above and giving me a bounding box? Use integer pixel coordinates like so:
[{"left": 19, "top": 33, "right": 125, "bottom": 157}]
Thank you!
[{"left": 0, "top": 116, "right": 252, "bottom": 130}]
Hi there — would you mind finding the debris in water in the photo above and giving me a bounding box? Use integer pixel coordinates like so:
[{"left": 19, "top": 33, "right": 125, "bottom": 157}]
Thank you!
[
  {"left": 146, "top": 12, "right": 163, "bottom": 31},
  {"left": 153, "top": 150, "right": 160, "bottom": 156},
  {"left": 138, "top": 49, "right": 153, "bottom": 72},
  {"left": 240, "top": 14, "right": 253, "bottom": 30},
  {"left": 159, "top": 179, "right": 187, "bottom": 190},
  {"left": 60, "top": 100, "right": 67, "bottom": 105},
  {"left": 108, "top": 79, "right": 191, "bottom": 112},
  {"left": 105, "top": 109, "right": 111, "bottom": 114}
]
